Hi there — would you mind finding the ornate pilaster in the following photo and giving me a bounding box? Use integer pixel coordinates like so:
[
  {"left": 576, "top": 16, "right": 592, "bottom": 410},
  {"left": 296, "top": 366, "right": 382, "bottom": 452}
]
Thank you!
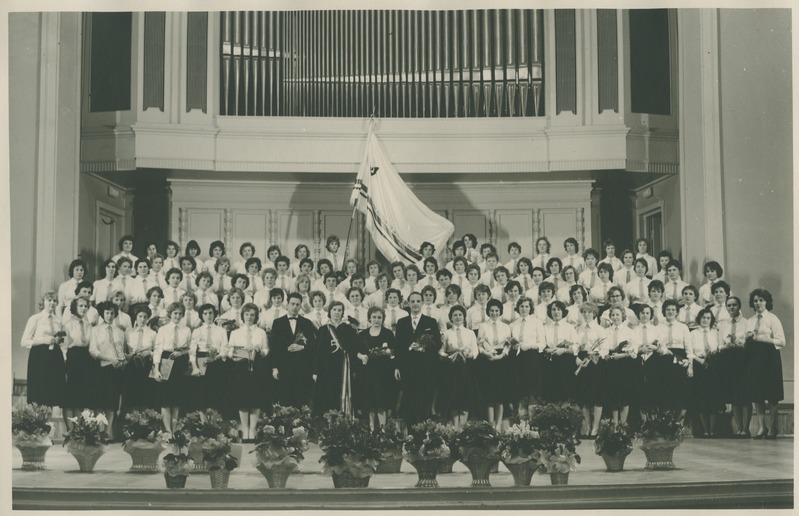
[
  {"left": 223, "top": 209, "right": 233, "bottom": 251},
  {"left": 178, "top": 208, "right": 188, "bottom": 251}
]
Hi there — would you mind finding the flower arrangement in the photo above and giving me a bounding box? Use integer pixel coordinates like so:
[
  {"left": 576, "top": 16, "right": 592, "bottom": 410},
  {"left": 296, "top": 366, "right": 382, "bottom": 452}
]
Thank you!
[
  {"left": 593, "top": 419, "right": 633, "bottom": 457},
  {"left": 504, "top": 337, "right": 521, "bottom": 355},
  {"left": 318, "top": 410, "right": 382, "bottom": 478},
  {"left": 368, "top": 342, "right": 394, "bottom": 359},
  {"left": 452, "top": 420, "right": 501, "bottom": 462},
  {"left": 537, "top": 443, "right": 580, "bottom": 474},
  {"left": 252, "top": 404, "right": 312, "bottom": 471},
  {"left": 122, "top": 409, "right": 165, "bottom": 444},
  {"left": 162, "top": 429, "right": 194, "bottom": 477},
  {"left": 636, "top": 410, "right": 686, "bottom": 443},
  {"left": 409, "top": 333, "right": 436, "bottom": 353},
  {"left": 201, "top": 437, "right": 239, "bottom": 471},
  {"left": 62, "top": 410, "right": 109, "bottom": 447},
  {"left": 179, "top": 409, "right": 242, "bottom": 442},
  {"left": 403, "top": 420, "right": 451, "bottom": 461},
  {"left": 12, "top": 403, "right": 52, "bottom": 443},
  {"left": 499, "top": 420, "right": 541, "bottom": 464},
  {"left": 51, "top": 331, "right": 67, "bottom": 350},
  {"left": 216, "top": 318, "right": 239, "bottom": 335},
  {"left": 375, "top": 421, "right": 406, "bottom": 460}
]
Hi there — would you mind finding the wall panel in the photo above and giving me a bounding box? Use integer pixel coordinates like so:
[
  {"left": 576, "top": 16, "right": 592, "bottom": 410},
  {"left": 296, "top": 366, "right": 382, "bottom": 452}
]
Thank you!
[
  {"left": 539, "top": 209, "right": 576, "bottom": 256},
  {"left": 496, "top": 211, "right": 534, "bottom": 263},
  {"left": 231, "top": 211, "right": 270, "bottom": 262},
  {"left": 276, "top": 210, "right": 315, "bottom": 259},
  {"left": 186, "top": 209, "right": 224, "bottom": 259}
]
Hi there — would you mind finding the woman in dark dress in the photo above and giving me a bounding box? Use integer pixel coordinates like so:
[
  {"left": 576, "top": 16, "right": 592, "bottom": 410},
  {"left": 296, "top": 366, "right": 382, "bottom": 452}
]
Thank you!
[
  {"left": 355, "top": 307, "right": 399, "bottom": 430},
  {"left": 313, "top": 301, "right": 358, "bottom": 417}
]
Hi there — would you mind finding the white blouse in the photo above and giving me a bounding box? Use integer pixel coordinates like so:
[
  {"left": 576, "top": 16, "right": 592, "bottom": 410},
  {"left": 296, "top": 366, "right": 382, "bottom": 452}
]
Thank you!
[
  {"left": 511, "top": 316, "right": 545, "bottom": 351},
  {"left": 440, "top": 326, "right": 479, "bottom": 359},
  {"left": 477, "top": 319, "right": 512, "bottom": 353}
]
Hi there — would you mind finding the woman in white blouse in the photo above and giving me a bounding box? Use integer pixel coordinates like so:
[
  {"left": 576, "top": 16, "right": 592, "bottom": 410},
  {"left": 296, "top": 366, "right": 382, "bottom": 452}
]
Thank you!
[
  {"left": 511, "top": 297, "right": 545, "bottom": 417},
  {"left": 89, "top": 301, "right": 127, "bottom": 438},
  {"left": 152, "top": 302, "right": 192, "bottom": 432},
  {"left": 124, "top": 305, "right": 158, "bottom": 411},
  {"left": 744, "top": 289, "right": 786, "bottom": 439},
  {"left": 477, "top": 299, "right": 512, "bottom": 430},
  {"left": 62, "top": 296, "right": 97, "bottom": 428},
  {"left": 226, "top": 303, "right": 269, "bottom": 440},
  {"left": 22, "top": 291, "right": 66, "bottom": 408},
  {"left": 655, "top": 299, "right": 693, "bottom": 417},
  {"left": 573, "top": 302, "right": 607, "bottom": 438},
  {"left": 603, "top": 306, "right": 638, "bottom": 426},
  {"left": 542, "top": 301, "right": 578, "bottom": 403},
  {"left": 189, "top": 304, "right": 229, "bottom": 414},
  {"left": 687, "top": 308, "right": 723, "bottom": 437},
  {"left": 630, "top": 304, "right": 664, "bottom": 416},
  {"left": 439, "top": 305, "right": 480, "bottom": 429}
]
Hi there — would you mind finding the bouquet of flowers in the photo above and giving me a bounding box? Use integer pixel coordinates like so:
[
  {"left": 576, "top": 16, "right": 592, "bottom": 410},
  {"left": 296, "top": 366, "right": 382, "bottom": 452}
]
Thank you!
[
  {"left": 636, "top": 410, "right": 686, "bottom": 443},
  {"left": 409, "top": 333, "right": 436, "bottom": 353},
  {"left": 368, "top": 342, "right": 394, "bottom": 360},
  {"left": 162, "top": 428, "right": 194, "bottom": 477},
  {"left": 504, "top": 337, "right": 521, "bottom": 356},
  {"left": 318, "top": 411, "right": 382, "bottom": 478},
  {"left": 575, "top": 337, "right": 605, "bottom": 375},
  {"left": 216, "top": 318, "right": 239, "bottom": 335},
  {"left": 403, "top": 420, "right": 451, "bottom": 461},
  {"left": 201, "top": 436, "right": 239, "bottom": 471},
  {"left": 179, "top": 409, "right": 242, "bottom": 443},
  {"left": 287, "top": 333, "right": 309, "bottom": 353},
  {"left": 12, "top": 403, "right": 52, "bottom": 443},
  {"left": 51, "top": 331, "right": 67, "bottom": 350},
  {"left": 593, "top": 419, "right": 633, "bottom": 457},
  {"left": 452, "top": 421, "right": 501, "bottom": 462},
  {"left": 537, "top": 443, "right": 580, "bottom": 474},
  {"left": 252, "top": 404, "right": 312, "bottom": 471},
  {"left": 499, "top": 420, "right": 541, "bottom": 464},
  {"left": 374, "top": 421, "right": 406, "bottom": 461},
  {"left": 529, "top": 402, "right": 582, "bottom": 452},
  {"left": 608, "top": 339, "right": 631, "bottom": 358},
  {"left": 121, "top": 409, "right": 165, "bottom": 444},
  {"left": 62, "top": 410, "right": 109, "bottom": 447}
]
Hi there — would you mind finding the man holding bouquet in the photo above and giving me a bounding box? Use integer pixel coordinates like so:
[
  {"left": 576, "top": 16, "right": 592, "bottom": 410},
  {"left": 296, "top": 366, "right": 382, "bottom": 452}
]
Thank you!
[{"left": 271, "top": 293, "right": 318, "bottom": 409}]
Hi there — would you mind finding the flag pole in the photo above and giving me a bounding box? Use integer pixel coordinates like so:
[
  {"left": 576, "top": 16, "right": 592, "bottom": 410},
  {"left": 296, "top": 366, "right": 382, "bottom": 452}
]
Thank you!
[{"left": 341, "top": 113, "right": 376, "bottom": 274}]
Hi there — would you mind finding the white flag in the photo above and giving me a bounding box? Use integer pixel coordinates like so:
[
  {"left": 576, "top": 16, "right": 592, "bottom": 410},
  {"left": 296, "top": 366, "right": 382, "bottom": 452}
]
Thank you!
[{"left": 350, "top": 127, "right": 454, "bottom": 264}]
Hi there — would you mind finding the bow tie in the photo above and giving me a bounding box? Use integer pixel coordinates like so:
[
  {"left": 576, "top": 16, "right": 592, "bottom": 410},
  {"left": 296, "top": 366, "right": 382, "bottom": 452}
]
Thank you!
[{"left": 288, "top": 317, "right": 298, "bottom": 320}]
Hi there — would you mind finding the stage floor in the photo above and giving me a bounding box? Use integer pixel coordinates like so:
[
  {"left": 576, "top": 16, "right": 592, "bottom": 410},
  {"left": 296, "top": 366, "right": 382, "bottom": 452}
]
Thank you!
[{"left": 11, "top": 436, "right": 794, "bottom": 508}]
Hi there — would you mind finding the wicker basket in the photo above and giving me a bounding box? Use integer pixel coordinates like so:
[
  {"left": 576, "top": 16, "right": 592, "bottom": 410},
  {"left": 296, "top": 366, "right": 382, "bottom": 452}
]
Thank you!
[
  {"left": 550, "top": 471, "right": 570, "bottom": 485},
  {"left": 601, "top": 453, "right": 629, "bottom": 472},
  {"left": 503, "top": 460, "right": 537, "bottom": 487},
  {"left": 188, "top": 441, "right": 209, "bottom": 473},
  {"left": 408, "top": 458, "right": 445, "bottom": 488},
  {"left": 376, "top": 455, "right": 403, "bottom": 474},
  {"left": 640, "top": 439, "right": 680, "bottom": 470},
  {"left": 67, "top": 443, "right": 107, "bottom": 472},
  {"left": 209, "top": 469, "right": 231, "bottom": 489},
  {"left": 15, "top": 442, "right": 51, "bottom": 471},
  {"left": 256, "top": 464, "right": 295, "bottom": 489},
  {"left": 123, "top": 441, "right": 165, "bottom": 473},
  {"left": 332, "top": 471, "right": 371, "bottom": 488},
  {"left": 437, "top": 456, "right": 458, "bottom": 473},
  {"left": 461, "top": 457, "right": 496, "bottom": 487},
  {"left": 164, "top": 473, "right": 188, "bottom": 488}
]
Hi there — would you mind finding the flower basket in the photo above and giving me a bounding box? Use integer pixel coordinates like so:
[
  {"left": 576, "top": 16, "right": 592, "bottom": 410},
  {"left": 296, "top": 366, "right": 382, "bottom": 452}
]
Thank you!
[
  {"left": 601, "top": 450, "right": 631, "bottom": 472},
  {"left": 256, "top": 463, "right": 295, "bottom": 488},
  {"left": 123, "top": 440, "right": 165, "bottom": 473},
  {"left": 15, "top": 438, "right": 52, "bottom": 471},
  {"left": 640, "top": 439, "right": 680, "bottom": 470},
  {"left": 67, "top": 442, "right": 108, "bottom": 472},
  {"left": 376, "top": 451, "right": 403, "bottom": 474},
  {"left": 209, "top": 468, "right": 231, "bottom": 489},
  {"left": 461, "top": 456, "right": 496, "bottom": 487},
  {"left": 437, "top": 456, "right": 458, "bottom": 474},
  {"left": 332, "top": 471, "right": 371, "bottom": 488},
  {"left": 188, "top": 439, "right": 209, "bottom": 472},
  {"left": 164, "top": 473, "right": 188, "bottom": 488},
  {"left": 550, "top": 471, "right": 570, "bottom": 485},
  {"left": 503, "top": 460, "right": 538, "bottom": 487},
  {"left": 408, "top": 458, "right": 445, "bottom": 488}
]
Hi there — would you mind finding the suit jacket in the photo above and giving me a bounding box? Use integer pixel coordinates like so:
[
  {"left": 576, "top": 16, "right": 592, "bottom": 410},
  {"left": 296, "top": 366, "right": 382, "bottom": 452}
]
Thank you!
[
  {"left": 394, "top": 314, "right": 441, "bottom": 371},
  {"left": 271, "top": 314, "right": 318, "bottom": 375}
]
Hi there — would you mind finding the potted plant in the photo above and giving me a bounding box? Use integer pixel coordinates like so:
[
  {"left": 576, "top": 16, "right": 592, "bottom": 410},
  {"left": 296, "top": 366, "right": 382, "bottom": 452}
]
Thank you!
[
  {"left": 318, "top": 410, "right": 382, "bottom": 488},
  {"left": 530, "top": 402, "right": 583, "bottom": 485},
  {"left": 252, "top": 404, "right": 312, "bottom": 488},
  {"left": 12, "top": 403, "right": 53, "bottom": 470},
  {"left": 374, "top": 420, "right": 406, "bottom": 474},
  {"left": 121, "top": 409, "right": 166, "bottom": 472},
  {"left": 202, "top": 436, "right": 239, "bottom": 489},
  {"left": 62, "top": 410, "right": 110, "bottom": 472},
  {"left": 403, "top": 420, "right": 451, "bottom": 488},
  {"left": 636, "top": 409, "right": 686, "bottom": 470},
  {"left": 180, "top": 409, "right": 242, "bottom": 473},
  {"left": 593, "top": 419, "right": 633, "bottom": 472},
  {"left": 162, "top": 428, "right": 194, "bottom": 488},
  {"left": 452, "top": 421, "right": 501, "bottom": 487},
  {"left": 499, "top": 419, "right": 542, "bottom": 486},
  {"left": 437, "top": 424, "right": 460, "bottom": 474}
]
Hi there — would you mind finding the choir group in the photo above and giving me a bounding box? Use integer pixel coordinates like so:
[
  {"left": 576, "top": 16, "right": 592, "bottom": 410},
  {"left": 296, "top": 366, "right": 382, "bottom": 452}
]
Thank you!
[{"left": 22, "top": 233, "right": 786, "bottom": 441}]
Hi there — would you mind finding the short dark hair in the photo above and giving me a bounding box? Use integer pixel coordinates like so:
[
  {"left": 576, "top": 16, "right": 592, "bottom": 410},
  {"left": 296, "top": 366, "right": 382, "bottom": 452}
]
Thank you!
[
  {"left": 180, "top": 255, "right": 197, "bottom": 270},
  {"left": 270, "top": 288, "right": 285, "bottom": 301},
  {"left": 68, "top": 259, "right": 87, "bottom": 278},
  {"left": 209, "top": 240, "right": 225, "bottom": 256},
  {"left": 563, "top": 237, "right": 579, "bottom": 252},
  {"left": 748, "top": 288, "right": 774, "bottom": 311},
  {"left": 185, "top": 240, "right": 201, "bottom": 256},
  {"left": 69, "top": 295, "right": 91, "bottom": 316},
  {"left": 712, "top": 281, "right": 731, "bottom": 296},
  {"left": 507, "top": 241, "right": 521, "bottom": 253},
  {"left": 695, "top": 307, "right": 716, "bottom": 328},
  {"left": 420, "top": 241, "right": 435, "bottom": 253},
  {"left": 634, "top": 258, "right": 649, "bottom": 273},
  {"left": 195, "top": 271, "right": 214, "bottom": 286},
  {"left": 286, "top": 292, "right": 303, "bottom": 304},
  {"left": 241, "top": 302, "right": 260, "bottom": 323},
  {"left": 535, "top": 236, "right": 551, "bottom": 254},
  {"left": 648, "top": 280, "right": 665, "bottom": 293},
  {"left": 97, "top": 301, "right": 119, "bottom": 318},
  {"left": 546, "top": 257, "right": 562, "bottom": 272},
  {"left": 436, "top": 268, "right": 452, "bottom": 280},
  {"left": 448, "top": 305, "right": 467, "bottom": 320},
  {"left": 267, "top": 245, "right": 282, "bottom": 258},
  {"left": 294, "top": 244, "right": 310, "bottom": 259},
  {"left": 239, "top": 242, "right": 255, "bottom": 255},
  {"left": 198, "top": 304, "right": 218, "bottom": 318},
  {"left": 602, "top": 239, "right": 616, "bottom": 250},
  {"left": 275, "top": 255, "right": 290, "bottom": 267},
  {"left": 486, "top": 298, "right": 503, "bottom": 315},
  {"left": 245, "top": 257, "right": 262, "bottom": 271},
  {"left": 74, "top": 280, "right": 93, "bottom": 295},
  {"left": 385, "top": 288, "right": 403, "bottom": 303},
  {"left": 583, "top": 248, "right": 600, "bottom": 260},
  {"left": 134, "top": 258, "right": 152, "bottom": 271},
  {"left": 682, "top": 285, "right": 699, "bottom": 298},
  {"left": 166, "top": 267, "right": 184, "bottom": 281},
  {"left": 231, "top": 273, "right": 249, "bottom": 288},
  {"left": 117, "top": 235, "right": 134, "bottom": 251},
  {"left": 662, "top": 299, "right": 680, "bottom": 315},
  {"left": 703, "top": 261, "right": 724, "bottom": 277},
  {"left": 423, "top": 257, "right": 439, "bottom": 271},
  {"left": 597, "top": 262, "right": 615, "bottom": 281},
  {"left": 451, "top": 240, "right": 466, "bottom": 253},
  {"left": 317, "top": 258, "right": 333, "bottom": 274},
  {"left": 547, "top": 300, "right": 567, "bottom": 319}
]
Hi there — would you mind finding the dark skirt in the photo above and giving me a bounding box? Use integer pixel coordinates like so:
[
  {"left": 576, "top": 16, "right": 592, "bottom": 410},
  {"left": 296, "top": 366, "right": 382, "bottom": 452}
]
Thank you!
[
  {"left": 122, "top": 354, "right": 159, "bottom": 410},
  {"left": 252, "top": 354, "right": 275, "bottom": 410},
  {"left": 26, "top": 344, "right": 66, "bottom": 407},
  {"left": 744, "top": 340, "right": 784, "bottom": 403},
  {"left": 714, "top": 347, "right": 748, "bottom": 405},
  {"left": 574, "top": 354, "right": 606, "bottom": 406},
  {"left": 95, "top": 364, "right": 122, "bottom": 410},
  {"left": 356, "top": 356, "right": 398, "bottom": 411},
  {"left": 184, "top": 351, "right": 211, "bottom": 411},
  {"left": 690, "top": 359, "right": 724, "bottom": 412},
  {"left": 64, "top": 347, "right": 99, "bottom": 409},
  {"left": 639, "top": 354, "right": 661, "bottom": 410},
  {"left": 608, "top": 356, "right": 642, "bottom": 407},
  {"left": 476, "top": 352, "right": 512, "bottom": 404},
  {"left": 656, "top": 348, "right": 691, "bottom": 409},
  {"left": 513, "top": 349, "right": 543, "bottom": 402},
  {"left": 229, "top": 358, "right": 258, "bottom": 410},
  {"left": 157, "top": 351, "right": 191, "bottom": 407},
  {"left": 543, "top": 353, "right": 577, "bottom": 403},
  {"left": 437, "top": 357, "right": 482, "bottom": 414}
]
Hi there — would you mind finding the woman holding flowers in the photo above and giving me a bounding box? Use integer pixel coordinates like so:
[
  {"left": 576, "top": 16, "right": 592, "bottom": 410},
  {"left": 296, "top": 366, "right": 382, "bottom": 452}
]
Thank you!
[
  {"left": 542, "top": 301, "right": 578, "bottom": 402},
  {"left": 62, "top": 296, "right": 100, "bottom": 427},
  {"left": 189, "top": 303, "right": 228, "bottom": 413},
  {"left": 313, "top": 301, "right": 358, "bottom": 416},
  {"left": 355, "top": 307, "right": 399, "bottom": 430},
  {"left": 477, "top": 299, "right": 513, "bottom": 430},
  {"left": 573, "top": 302, "right": 608, "bottom": 437},
  {"left": 22, "top": 291, "right": 66, "bottom": 408},
  {"left": 124, "top": 305, "right": 158, "bottom": 411},
  {"left": 438, "top": 305, "right": 482, "bottom": 428},
  {"left": 152, "top": 302, "right": 193, "bottom": 432},
  {"left": 89, "top": 301, "right": 128, "bottom": 437}
]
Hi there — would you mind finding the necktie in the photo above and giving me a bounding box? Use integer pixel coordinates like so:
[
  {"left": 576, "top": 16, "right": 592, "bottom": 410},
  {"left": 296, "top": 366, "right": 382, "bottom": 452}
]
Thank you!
[
  {"left": 754, "top": 314, "right": 762, "bottom": 335},
  {"left": 639, "top": 278, "right": 644, "bottom": 300},
  {"left": 519, "top": 317, "right": 525, "bottom": 343},
  {"left": 603, "top": 283, "right": 608, "bottom": 299},
  {"left": 667, "top": 323, "right": 673, "bottom": 347},
  {"left": 426, "top": 306, "right": 432, "bottom": 317},
  {"left": 523, "top": 276, "right": 529, "bottom": 291},
  {"left": 642, "top": 325, "right": 648, "bottom": 347},
  {"left": 626, "top": 270, "right": 631, "bottom": 283},
  {"left": 173, "top": 288, "right": 178, "bottom": 302},
  {"left": 173, "top": 325, "right": 179, "bottom": 348},
  {"left": 684, "top": 307, "right": 691, "bottom": 325},
  {"left": 47, "top": 314, "right": 55, "bottom": 336},
  {"left": 480, "top": 308, "right": 486, "bottom": 324},
  {"left": 316, "top": 311, "right": 322, "bottom": 326},
  {"left": 184, "top": 276, "right": 190, "bottom": 292},
  {"left": 458, "top": 275, "right": 463, "bottom": 287},
  {"left": 490, "top": 276, "right": 495, "bottom": 289},
  {"left": 105, "top": 283, "right": 113, "bottom": 301},
  {"left": 246, "top": 327, "right": 252, "bottom": 349},
  {"left": 492, "top": 321, "right": 498, "bottom": 345},
  {"left": 333, "top": 254, "right": 339, "bottom": 271},
  {"left": 108, "top": 325, "right": 122, "bottom": 360},
  {"left": 391, "top": 308, "right": 397, "bottom": 327},
  {"left": 79, "top": 319, "right": 86, "bottom": 346},
  {"left": 280, "top": 276, "right": 285, "bottom": 290},
  {"left": 122, "top": 276, "right": 127, "bottom": 289},
  {"left": 703, "top": 329, "right": 709, "bottom": 351},
  {"left": 456, "top": 327, "right": 463, "bottom": 348},
  {"left": 672, "top": 282, "right": 678, "bottom": 300},
  {"left": 581, "top": 325, "right": 588, "bottom": 347},
  {"left": 206, "top": 325, "right": 213, "bottom": 350},
  {"left": 137, "top": 328, "right": 144, "bottom": 351},
  {"left": 553, "top": 323, "right": 559, "bottom": 346},
  {"left": 590, "top": 271, "right": 596, "bottom": 288},
  {"left": 731, "top": 319, "right": 737, "bottom": 341},
  {"left": 614, "top": 326, "right": 619, "bottom": 347}
]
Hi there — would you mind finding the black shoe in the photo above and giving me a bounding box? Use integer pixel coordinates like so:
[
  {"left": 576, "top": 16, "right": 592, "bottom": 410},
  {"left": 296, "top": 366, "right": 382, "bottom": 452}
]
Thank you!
[
  {"left": 753, "top": 432, "right": 767, "bottom": 440},
  {"left": 765, "top": 433, "right": 778, "bottom": 440}
]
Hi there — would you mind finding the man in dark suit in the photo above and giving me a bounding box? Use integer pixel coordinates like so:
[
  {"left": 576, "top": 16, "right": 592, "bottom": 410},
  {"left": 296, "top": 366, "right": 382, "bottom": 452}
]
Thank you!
[
  {"left": 271, "top": 292, "right": 318, "bottom": 409},
  {"left": 394, "top": 291, "right": 442, "bottom": 427}
]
